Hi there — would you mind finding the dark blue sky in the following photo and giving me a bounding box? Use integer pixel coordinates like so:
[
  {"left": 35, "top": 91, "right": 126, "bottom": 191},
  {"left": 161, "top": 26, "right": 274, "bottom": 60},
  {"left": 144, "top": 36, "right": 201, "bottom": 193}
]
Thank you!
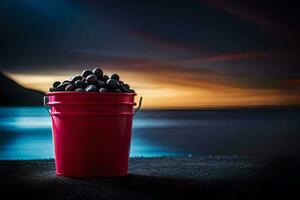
[{"left": 1, "top": 0, "right": 299, "bottom": 107}]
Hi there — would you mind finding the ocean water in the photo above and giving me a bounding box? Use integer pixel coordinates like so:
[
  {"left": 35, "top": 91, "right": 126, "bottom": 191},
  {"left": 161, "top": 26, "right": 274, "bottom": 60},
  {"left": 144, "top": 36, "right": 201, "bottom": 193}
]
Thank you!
[{"left": 0, "top": 107, "right": 299, "bottom": 159}]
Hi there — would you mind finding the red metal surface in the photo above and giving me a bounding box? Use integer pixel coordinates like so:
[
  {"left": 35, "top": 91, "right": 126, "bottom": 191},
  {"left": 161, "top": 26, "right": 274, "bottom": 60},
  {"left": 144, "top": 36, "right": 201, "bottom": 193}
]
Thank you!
[{"left": 47, "top": 92, "right": 136, "bottom": 177}]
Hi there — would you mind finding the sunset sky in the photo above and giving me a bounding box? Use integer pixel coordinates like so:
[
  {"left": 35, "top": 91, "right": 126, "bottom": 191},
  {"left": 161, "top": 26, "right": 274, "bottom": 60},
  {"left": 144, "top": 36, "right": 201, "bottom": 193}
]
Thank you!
[{"left": 1, "top": 0, "right": 300, "bottom": 108}]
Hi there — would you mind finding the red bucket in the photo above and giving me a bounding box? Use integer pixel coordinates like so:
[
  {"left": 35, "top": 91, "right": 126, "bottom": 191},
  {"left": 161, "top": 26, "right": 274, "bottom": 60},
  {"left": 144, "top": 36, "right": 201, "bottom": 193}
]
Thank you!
[{"left": 44, "top": 92, "right": 141, "bottom": 177}]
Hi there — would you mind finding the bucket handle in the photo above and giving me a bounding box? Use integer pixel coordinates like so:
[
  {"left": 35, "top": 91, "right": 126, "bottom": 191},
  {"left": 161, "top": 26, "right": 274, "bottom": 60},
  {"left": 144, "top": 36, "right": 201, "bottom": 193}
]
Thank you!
[
  {"left": 43, "top": 96, "right": 51, "bottom": 114},
  {"left": 133, "top": 97, "right": 143, "bottom": 116},
  {"left": 43, "top": 95, "right": 142, "bottom": 116}
]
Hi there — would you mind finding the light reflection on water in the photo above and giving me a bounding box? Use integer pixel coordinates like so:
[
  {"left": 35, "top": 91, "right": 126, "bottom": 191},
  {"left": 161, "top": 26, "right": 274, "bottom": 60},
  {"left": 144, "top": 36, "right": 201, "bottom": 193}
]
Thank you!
[
  {"left": 0, "top": 107, "right": 185, "bottom": 159},
  {"left": 0, "top": 116, "right": 199, "bottom": 130},
  {"left": 0, "top": 107, "right": 299, "bottom": 159}
]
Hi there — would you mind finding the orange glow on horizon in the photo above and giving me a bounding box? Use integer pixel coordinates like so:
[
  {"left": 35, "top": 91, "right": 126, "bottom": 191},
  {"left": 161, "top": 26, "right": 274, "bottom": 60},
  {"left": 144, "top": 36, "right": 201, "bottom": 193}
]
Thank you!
[{"left": 6, "top": 71, "right": 300, "bottom": 109}]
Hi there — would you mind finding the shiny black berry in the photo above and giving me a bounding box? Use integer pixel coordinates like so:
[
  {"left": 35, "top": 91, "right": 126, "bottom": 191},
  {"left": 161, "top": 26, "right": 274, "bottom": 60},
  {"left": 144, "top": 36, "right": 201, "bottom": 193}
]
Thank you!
[
  {"left": 65, "top": 84, "right": 75, "bottom": 91},
  {"left": 84, "top": 81, "right": 89, "bottom": 88},
  {"left": 106, "top": 79, "right": 120, "bottom": 89},
  {"left": 49, "top": 87, "right": 56, "bottom": 92},
  {"left": 62, "top": 80, "right": 71, "bottom": 85},
  {"left": 93, "top": 68, "right": 103, "bottom": 79},
  {"left": 75, "top": 88, "right": 85, "bottom": 92},
  {"left": 128, "top": 89, "right": 135, "bottom": 93},
  {"left": 97, "top": 80, "right": 106, "bottom": 88},
  {"left": 102, "top": 75, "right": 109, "bottom": 82},
  {"left": 75, "top": 80, "right": 84, "bottom": 88},
  {"left": 52, "top": 81, "right": 61, "bottom": 88},
  {"left": 123, "top": 84, "right": 130, "bottom": 89},
  {"left": 70, "top": 75, "right": 83, "bottom": 85},
  {"left": 86, "top": 74, "right": 98, "bottom": 85},
  {"left": 81, "top": 70, "right": 93, "bottom": 78},
  {"left": 119, "top": 85, "right": 128, "bottom": 92},
  {"left": 99, "top": 87, "right": 109, "bottom": 92},
  {"left": 110, "top": 74, "right": 120, "bottom": 81},
  {"left": 85, "top": 85, "right": 98, "bottom": 92},
  {"left": 56, "top": 84, "right": 67, "bottom": 91},
  {"left": 112, "top": 88, "right": 121, "bottom": 92}
]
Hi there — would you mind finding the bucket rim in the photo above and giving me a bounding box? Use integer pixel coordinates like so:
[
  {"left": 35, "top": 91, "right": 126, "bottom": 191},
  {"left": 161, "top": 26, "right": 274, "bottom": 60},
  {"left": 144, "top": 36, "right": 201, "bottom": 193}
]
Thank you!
[{"left": 47, "top": 92, "right": 137, "bottom": 96}]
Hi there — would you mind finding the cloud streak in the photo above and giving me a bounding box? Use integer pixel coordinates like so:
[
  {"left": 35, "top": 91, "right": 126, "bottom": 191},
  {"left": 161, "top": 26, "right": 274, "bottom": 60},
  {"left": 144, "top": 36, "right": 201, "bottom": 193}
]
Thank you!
[
  {"left": 199, "top": 0, "right": 292, "bottom": 34},
  {"left": 131, "top": 30, "right": 206, "bottom": 54}
]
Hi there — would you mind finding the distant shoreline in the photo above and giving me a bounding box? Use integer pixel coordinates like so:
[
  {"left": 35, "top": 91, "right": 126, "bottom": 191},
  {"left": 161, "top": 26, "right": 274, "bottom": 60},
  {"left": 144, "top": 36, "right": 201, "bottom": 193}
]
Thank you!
[
  {"left": 1, "top": 105, "right": 300, "bottom": 111},
  {"left": 139, "top": 105, "right": 300, "bottom": 111}
]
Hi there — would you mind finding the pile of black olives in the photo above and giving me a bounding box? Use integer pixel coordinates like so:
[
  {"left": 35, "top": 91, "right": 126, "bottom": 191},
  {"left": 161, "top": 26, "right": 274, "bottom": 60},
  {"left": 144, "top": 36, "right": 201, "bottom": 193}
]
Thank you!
[{"left": 49, "top": 68, "right": 135, "bottom": 93}]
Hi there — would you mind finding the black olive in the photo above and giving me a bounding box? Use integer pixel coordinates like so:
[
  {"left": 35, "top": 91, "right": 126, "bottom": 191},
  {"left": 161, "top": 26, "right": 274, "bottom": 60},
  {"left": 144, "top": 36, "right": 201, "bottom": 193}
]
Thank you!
[
  {"left": 49, "top": 87, "right": 56, "bottom": 92},
  {"left": 102, "top": 75, "right": 109, "bottom": 82},
  {"left": 75, "top": 80, "right": 84, "bottom": 88},
  {"left": 81, "top": 70, "right": 93, "bottom": 78},
  {"left": 97, "top": 80, "right": 106, "bottom": 88},
  {"left": 75, "top": 88, "right": 85, "bottom": 92},
  {"left": 52, "top": 81, "right": 61, "bottom": 88},
  {"left": 85, "top": 85, "right": 98, "bottom": 92},
  {"left": 62, "top": 80, "right": 71, "bottom": 85},
  {"left": 119, "top": 85, "right": 128, "bottom": 92},
  {"left": 106, "top": 79, "right": 120, "bottom": 89},
  {"left": 93, "top": 68, "right": 103, "bottom": 79},
  {"left": 65, "top": 84, "right": 75, "bottom": 91},
  {"left": 128, "top": 89, "right": 135, "bottom": 93},
  {"left": 112, "top": 88, "right": 121, "bottom": 92},
  {"left": 84, "top": 81, "right": 89, "bottom": 88},
  {"left": 99, "top": 87, "right": 109, "bottom": 92},
  {"left": 123, "top": 84, "right": 130, "bottom": 89},
  {"left": 86, "top": 74, "right": 98, "bottom": 85},
  {"left": 110, "top": 74, "right": 120, "bottom": 81},
  {"left": 70, "top": 75, "right": 83, "bottom": 85},
  {"left": 56, "top": 84, "right": 68, "bottom": 91}
]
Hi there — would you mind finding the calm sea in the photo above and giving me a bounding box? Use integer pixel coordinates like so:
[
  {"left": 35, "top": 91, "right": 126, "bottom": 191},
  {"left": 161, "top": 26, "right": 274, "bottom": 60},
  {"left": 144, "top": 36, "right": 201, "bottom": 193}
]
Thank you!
[{"left": 0, "top": 107, "right": 299, "bottom": 159}]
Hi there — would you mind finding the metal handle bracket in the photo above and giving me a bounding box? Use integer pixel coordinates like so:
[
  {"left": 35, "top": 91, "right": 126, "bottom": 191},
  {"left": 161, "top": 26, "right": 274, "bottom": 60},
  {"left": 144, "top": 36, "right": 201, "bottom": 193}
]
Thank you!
[
  {"left": 43, "top": 96, "right": 51, "bottom": 114},
  {"left": 134, "top": 97, "right": 143, "bottom": 116}
]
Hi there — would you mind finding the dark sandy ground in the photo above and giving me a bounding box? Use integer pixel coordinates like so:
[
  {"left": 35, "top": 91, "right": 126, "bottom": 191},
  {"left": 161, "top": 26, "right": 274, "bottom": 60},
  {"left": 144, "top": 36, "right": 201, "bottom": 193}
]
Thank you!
[{"left": 0, "top": 156, "right": 299, "bottom": 199}]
